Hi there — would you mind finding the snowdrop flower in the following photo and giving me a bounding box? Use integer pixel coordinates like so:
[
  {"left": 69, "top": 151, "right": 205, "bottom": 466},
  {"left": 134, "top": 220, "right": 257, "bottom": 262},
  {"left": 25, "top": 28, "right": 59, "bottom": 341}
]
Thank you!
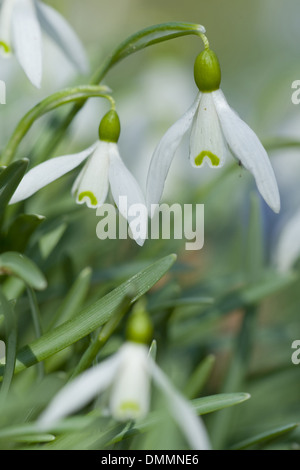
[
  {"left": 146, "top": 48, "right": 280, "bottom": 214},
  {"left": 10, "top": 110, "right": 147, "bottom": 246},
  {"left": 0, "top": 0, "right": 89, "bottom": 88},
  {"left": 38, "top": 338, "right": 211, "bottom": 450}
]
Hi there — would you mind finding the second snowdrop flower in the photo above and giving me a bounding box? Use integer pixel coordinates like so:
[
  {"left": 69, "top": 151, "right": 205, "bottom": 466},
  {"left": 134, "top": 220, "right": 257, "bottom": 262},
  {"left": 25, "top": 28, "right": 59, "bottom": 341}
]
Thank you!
[
  {"left": 146, "top": 48, "right": 280, "bottom": 214},
  {"left": 10, "top": 110, "right": 147, "bottom": 246},
  {"left": 38, "top": 309, "right": 211, "bottom": 451},
  {"left": 0, "top": 0, "right": 89, "bottom": 87}
]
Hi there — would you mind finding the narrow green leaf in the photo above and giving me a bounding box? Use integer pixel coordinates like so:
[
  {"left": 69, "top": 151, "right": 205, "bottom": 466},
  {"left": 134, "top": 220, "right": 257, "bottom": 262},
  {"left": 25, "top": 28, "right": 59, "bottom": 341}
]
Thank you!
[
  {"left": 230, "top": 423, "right": 299, "bottom": 450},
  {"left": 192, "top": 392, "right": 251, "bottom": 415},
  {"left": 0, "top": 289, "right": 17, "bottom": 399},
  {"left": 0, "top": 254, "right": 177, "bottom": 377},
  {"left": 13, "top": 434, "right": 55, "bottom": 444},
  {"left": 47, "top": 267, "right": 92, "bottom": 329},
  {"left": 70, "top": 291, "right": 134, "bottom": 378},
  {"left": 184, "top": 355, "right": 216, "bottom": 399},
  {"left": 39, "top": 223, "right": 67, "bottom": 260},
  {"left": 0, "top": 159, "right": 28, "bottom": 213},
  {"left": 0, "top": 424, "right": 56, "bottom": 443},
  {"left": 4, "top": 214, "right": 45, "bottom": 253},
  {"left": 0, "top": 252, "right": 47, "bottom": 290}
]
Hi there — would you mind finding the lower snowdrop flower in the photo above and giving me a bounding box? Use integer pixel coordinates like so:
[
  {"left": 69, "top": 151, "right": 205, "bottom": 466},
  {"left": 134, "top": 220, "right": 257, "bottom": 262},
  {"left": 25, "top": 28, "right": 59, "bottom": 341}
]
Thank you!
[
  {"left": 146, "top": 48, "right": 280, "bottom": 214},
  {"left": 38, "top": 340, "right": 211, "bottom": 450},
  {"left": 10, "top": 110, "right": 147, "bottom": 246},
  {"left": 0, "top": 0, "right": 89, "bottom": 87}
]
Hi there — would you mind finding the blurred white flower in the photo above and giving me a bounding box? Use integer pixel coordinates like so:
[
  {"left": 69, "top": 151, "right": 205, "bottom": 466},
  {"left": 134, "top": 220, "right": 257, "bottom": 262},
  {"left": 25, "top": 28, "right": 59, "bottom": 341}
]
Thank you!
[
  {"left": 274, "top": 208, "right": 300, "bottom": 272},
  {"left": 146, "top": 49, "right": 280, "bottom": 215},
  {"left": 0, "top": 0, "right": 89, "bottom": 88},
  {"left": 38, "top": 341, "right": 211, "bottom": 451}
]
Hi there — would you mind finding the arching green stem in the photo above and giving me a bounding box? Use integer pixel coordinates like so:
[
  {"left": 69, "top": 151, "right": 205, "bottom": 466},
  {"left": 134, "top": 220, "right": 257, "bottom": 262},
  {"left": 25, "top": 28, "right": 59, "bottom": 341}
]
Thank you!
[
  {"left": 29, "top": 22, "right": 208, "bottom": 161},
  {"left": 1, "top": 85, "right": 112, "bottom": 165}
]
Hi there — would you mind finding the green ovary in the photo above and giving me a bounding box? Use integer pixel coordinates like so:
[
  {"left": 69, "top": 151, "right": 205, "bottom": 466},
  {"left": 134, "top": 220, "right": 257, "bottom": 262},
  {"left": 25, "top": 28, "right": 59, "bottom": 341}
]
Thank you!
[
  {"left": 0, "top": 41, "right": 11, "bottom": 54},
  {"left": 78, "top": 191, "right": 98, "bottom": 206},
  {"left": 195, "top": 150, "right": 220, "bottom": 167}
]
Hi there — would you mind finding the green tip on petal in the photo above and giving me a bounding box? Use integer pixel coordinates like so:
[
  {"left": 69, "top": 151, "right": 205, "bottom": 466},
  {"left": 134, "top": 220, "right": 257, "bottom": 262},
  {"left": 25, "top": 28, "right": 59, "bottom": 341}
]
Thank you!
[
  {"left": 78, "top": 191, "right": 98, "bottom": 206},
  {"left": 194, "top": 49, "right": 221, "bottom": 92},
  {"left": 119, "top": 401, "right": 140, "bottom": 414},
  {"left": 126, "top": 304, "right": 153, "bottom": 345},
  {"left": 0, "top": 41, "right": 11, "bottom": 54},
  {"left": 99, "top": 110, "right": 121, "bottom": 143},
  {"left": 195, "top": 151, "right": 220, "bottom": 167}
]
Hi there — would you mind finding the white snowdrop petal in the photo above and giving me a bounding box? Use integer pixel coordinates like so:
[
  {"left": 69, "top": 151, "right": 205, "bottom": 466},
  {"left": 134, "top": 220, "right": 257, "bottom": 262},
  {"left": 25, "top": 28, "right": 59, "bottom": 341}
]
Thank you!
[
  {"left": 146, "top": 94, "right": 201, "bottom": 211},
  {"left": 73, "top": 141, "right": 110, "bottom": 209},
  {"left": 12, "top": 0, "right": 42, "bottom": 87},
  {"left": 149, "top": 357, "right": 211, "bottom": 450},
  {"left": 110, "top": 343, "right": 150, "bottom": 421},
  {"left": 108, "top": 145, "right": 147, "bottom": 246},
  {"left": 274, "top": 210, "right": 300, "bottom": 272},
  {"left": 212, "top": 89, "right": 280, "bottom": 213},
  {"left": 38, "top": 353, "right": 121, "bottom": 430},
  {"left": 35, "top": 0, "right": 89, "bottom": 74},
  {"left": 9, "top": 144, "right": 97, "bottom": 204},
  {"left": 0, "top": 0, "right": 15, "bottom": 54},
  {"left": 190, "top": 92, "right": 227, "bottom": 169}
]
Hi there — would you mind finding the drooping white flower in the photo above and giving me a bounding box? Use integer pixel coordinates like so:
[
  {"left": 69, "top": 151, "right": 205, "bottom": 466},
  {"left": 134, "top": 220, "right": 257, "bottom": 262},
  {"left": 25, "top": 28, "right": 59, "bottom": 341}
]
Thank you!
[
  {"left": 146, "top": 48, "right": 280, "bottom": 214},
  {"left": 0, "top": 0, "right": 89, "bottom": 88},
  {"left": 9, "top": 110, "right": 147, "bottom": 246},
  {"left": 37, "top": 341, "right": 211, "bottom": 451}
]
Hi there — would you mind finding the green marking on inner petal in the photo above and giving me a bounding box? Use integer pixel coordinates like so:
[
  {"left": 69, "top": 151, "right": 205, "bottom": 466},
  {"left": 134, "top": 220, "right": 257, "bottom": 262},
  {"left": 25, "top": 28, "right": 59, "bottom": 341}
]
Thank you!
[
  {"left": 78, "top": 191, "right": 98, "bottom": 206},
  {"left": 0, "top": 41, "right": 11, "bottom": 54},
  {"left": 119, "top": 401, "right": 140, "bottom": 413},
  {"left": 195, "top": 150, "right": 220, "bottom": 167}
]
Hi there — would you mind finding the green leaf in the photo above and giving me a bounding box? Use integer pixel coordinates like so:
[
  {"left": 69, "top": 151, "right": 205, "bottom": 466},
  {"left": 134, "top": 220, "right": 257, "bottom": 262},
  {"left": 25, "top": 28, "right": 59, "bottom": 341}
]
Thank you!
[
  {"left": 4, "top": 214, "right": 45, "bottom": 253},
  {"left": 47, "top": 267, "right": 92, "bottom": 329},
  {"left": 0, "top": 289, "right": 17, "bottom": 400},
  {"left": 0, "top": 252, "right": 47, "bottom": 291},
  {"left": 0, "top": 424, "right": 56, "bottom": 443},
  {"left": 0, "top": 254, "right": 177, "bottom": 377},
  {"left": 184, "top": 355, "right": 216, "bottom": 399},
  {"left": 0, "top": 159, "right": 28, "bottom": 214},
  {"left": 192, "top": 392, "right": 251, "bottom": 415},
  {"left": 39, "top": 223, "right": 67, "bottom": 260},
  {"left": 230, "top": 423, "right": 299, "bottom": 450}
]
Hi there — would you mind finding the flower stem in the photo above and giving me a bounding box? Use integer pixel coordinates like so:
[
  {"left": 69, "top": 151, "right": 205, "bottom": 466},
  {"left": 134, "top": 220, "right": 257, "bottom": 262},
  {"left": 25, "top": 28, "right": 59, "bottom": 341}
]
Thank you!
[
  {"left": 1, "top": 85, "right": 111, "bottom": 165},
  {"left": 31, "top": 22, "right": 208, "bottom": 161}
]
